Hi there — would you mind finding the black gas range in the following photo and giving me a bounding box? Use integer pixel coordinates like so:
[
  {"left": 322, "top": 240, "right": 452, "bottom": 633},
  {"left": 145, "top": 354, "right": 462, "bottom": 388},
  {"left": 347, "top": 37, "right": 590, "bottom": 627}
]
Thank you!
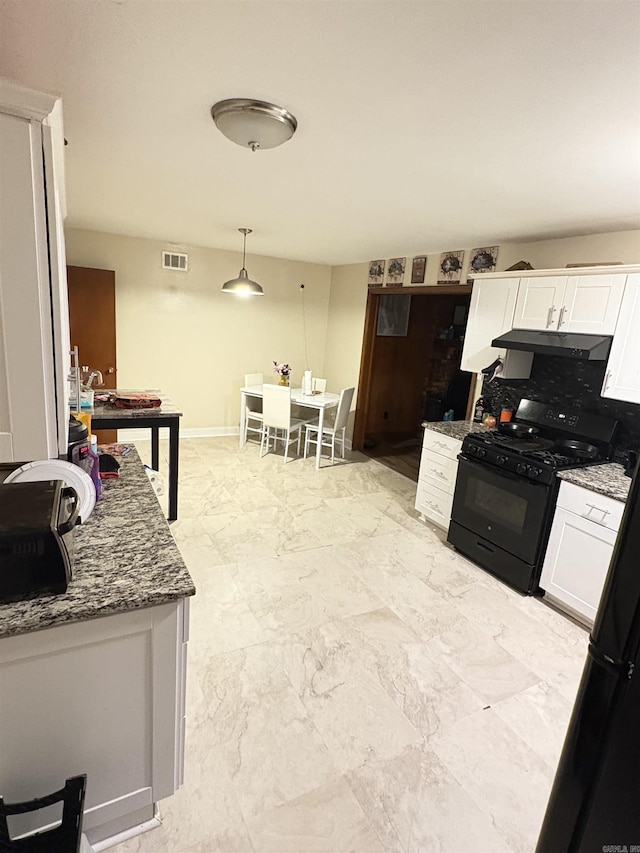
[{"left": 448, "top": 399, "right": 618, "bottom": 594}]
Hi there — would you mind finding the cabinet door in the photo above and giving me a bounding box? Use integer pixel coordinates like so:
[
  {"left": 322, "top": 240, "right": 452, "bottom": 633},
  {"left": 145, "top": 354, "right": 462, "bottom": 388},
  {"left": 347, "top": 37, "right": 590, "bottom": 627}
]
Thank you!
[
  {"left": 602, "top": 274, "right": 640, "bottom": 404},
  {"left": 460, "top": 277, "right": 520, "bottom": 372},
  {"left": 540, "top": 507, "right": 616, "bottom": 626},
  {"left": 561, "top": 274, "right": 626, "bottom": 334},
  {"left": 512, "top": 276, "right": 567, "bottom": 330}
]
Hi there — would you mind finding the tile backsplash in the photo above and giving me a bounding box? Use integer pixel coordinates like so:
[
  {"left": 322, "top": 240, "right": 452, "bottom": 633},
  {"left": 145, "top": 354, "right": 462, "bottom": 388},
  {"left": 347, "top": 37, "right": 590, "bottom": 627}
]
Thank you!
[{"left": 482, "top": 354, "right": 640, "bottom": 450}]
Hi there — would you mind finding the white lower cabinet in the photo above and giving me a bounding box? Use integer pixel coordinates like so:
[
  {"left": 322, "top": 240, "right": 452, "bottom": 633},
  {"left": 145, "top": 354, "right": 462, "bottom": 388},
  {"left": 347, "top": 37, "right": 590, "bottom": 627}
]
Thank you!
[
  {"left": 0, "top": 598, "right": 190, "bottom": 847},
  {"left": 416, "top": 428, "right": 461, "bottom": 529},
  {"left": 540, "top": 481, "right": 623, "bottom": 626}
]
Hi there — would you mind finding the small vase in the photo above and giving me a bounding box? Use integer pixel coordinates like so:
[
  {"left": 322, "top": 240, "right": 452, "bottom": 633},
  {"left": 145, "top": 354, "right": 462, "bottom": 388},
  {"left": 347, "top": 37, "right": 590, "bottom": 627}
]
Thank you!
[{"left": 278, "top": 374, "right": 289, "bottom": 386}]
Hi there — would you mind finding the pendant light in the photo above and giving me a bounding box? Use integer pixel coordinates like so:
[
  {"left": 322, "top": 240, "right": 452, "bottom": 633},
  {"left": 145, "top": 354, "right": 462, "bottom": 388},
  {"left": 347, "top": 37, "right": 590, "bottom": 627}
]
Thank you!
[{"left": 221, "top": 228, "right": 264, "bottom": 296}]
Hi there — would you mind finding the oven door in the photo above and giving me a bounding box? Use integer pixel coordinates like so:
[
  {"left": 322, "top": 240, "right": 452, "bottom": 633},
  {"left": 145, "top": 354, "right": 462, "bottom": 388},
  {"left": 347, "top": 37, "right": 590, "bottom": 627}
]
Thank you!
[{"left": 451, "top": 456, "right": 551, "bottom": 564}]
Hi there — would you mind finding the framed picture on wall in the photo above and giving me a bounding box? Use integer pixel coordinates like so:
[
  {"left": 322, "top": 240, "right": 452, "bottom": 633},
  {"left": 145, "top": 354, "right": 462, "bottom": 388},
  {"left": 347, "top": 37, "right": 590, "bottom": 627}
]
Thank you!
[
  {"left": 411, "top": 255, "right": 426, "bottom": 284},
  {"left": 438, "top": 250, "right": 465, "bottom": 284},
  {"left": 377, "top": 294, "right": 412, "bottom": 336},
  {"left": 386, "top": 257, "right": 406, "bottom": 287},
  {"left": 469, "top": 246, "right": 499, "bottom": 275},
  {"left": 368, "top": 259, "right": 385, "bottom": 287}
]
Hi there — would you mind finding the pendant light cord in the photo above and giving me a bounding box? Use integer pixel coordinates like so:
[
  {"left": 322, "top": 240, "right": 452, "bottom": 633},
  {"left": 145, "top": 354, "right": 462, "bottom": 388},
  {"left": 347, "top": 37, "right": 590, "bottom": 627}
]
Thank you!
[{"left": 242, "top": 230, "right": 247, "bottom": 271}]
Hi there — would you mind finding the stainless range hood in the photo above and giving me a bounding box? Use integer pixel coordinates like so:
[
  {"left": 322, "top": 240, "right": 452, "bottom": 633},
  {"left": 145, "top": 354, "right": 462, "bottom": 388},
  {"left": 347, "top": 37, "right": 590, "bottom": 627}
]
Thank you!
[{"left": 491, "top": 330, "right": 612, "bottom": 360}]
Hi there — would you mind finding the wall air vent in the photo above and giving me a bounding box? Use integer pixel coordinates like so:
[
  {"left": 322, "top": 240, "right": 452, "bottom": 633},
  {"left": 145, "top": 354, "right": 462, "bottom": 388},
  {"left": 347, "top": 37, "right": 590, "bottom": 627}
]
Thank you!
[{"left": 162, "top": 251, "right": 188, "bottom": 271}]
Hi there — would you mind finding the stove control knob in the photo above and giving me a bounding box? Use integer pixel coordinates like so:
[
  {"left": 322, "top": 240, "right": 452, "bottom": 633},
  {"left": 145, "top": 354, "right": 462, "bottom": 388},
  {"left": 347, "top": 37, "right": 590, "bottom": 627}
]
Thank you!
[
  {"left": 468, "top": 445, "right": 477, "bottom": 455},
  {"left": 529, "top": 467, "right": 542, "bottom": 478},
  {"left": 496, "top": 455, "right": 507, "bottom": 465},
  {"left": 476, "top": 448, "right": 487, "bottom": 458},
  {"left": 516, "top": 462, "right": 529, "bottom": 475}
]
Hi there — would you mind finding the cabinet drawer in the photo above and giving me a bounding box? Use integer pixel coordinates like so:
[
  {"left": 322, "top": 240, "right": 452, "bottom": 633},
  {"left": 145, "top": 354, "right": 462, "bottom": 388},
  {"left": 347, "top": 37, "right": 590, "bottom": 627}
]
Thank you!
[
  {"left": 415, "top": 480, "right": 454, "bottom": 529},
  {"left": 557, "top": 480, "right": 625, "bottom": 532},
  {"left": 422, "top": 429, "right": 462, "bottom": 460},
  {"left": 418, "top": 449, "right": 458, "bottom": 494}
]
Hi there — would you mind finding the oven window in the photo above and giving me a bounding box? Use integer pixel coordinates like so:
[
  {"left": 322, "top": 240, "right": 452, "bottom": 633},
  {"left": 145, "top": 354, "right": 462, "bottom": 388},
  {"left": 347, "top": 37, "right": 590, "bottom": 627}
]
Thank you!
[{"left": 466, "top": 478, "right": 528, "bottom": 534}]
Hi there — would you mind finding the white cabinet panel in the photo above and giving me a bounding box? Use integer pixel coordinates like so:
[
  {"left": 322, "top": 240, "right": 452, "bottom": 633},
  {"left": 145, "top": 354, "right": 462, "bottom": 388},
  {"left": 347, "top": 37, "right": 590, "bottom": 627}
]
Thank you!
[
  {"left": 602, "top": 274, "right": 640, "bottom": 404},
  {"left": 422, "top": 429, "right": 462, "bottom": 460},
  {"left": 556, "top": 480, "right": 624, "bottom": 532},
  {"left": 416, "top": 428, "right": 461, "bottom": 529},
  {"left": 0, "top": 600, "right": 188, "bottom": 846},
  {"left": 561, "top": 274, "right": 625, "bottom": 334},
  {"left": 416, "top": 480, "right": 454, "bottom": 529},
  {"left": 513, "top": 276, "right": 567, "bottom": 330},
  {"left": 418, "top": 449, "right": 458, "bottom": 492},
  {"left": 514, "top": 273, "right": 625, "bottom": 335},
  {"left": 540, "top": 507, "right": 617, "bottom": 627},
  {"left": 461, "top": 277, "right": 518, "bottom": 372}
]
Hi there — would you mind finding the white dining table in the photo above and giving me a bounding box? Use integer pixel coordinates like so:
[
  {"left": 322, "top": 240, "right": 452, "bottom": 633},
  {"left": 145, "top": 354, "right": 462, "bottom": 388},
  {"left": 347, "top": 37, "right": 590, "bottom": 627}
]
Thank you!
[{"left": 240, "top": 384, "right": 340, "bottom": 469}]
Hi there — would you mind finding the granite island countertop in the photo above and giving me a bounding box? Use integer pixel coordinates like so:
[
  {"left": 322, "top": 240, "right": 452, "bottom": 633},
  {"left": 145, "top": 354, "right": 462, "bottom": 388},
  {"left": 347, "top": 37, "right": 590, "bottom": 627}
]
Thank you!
[
  {"left": 0, "top": 446, "right": 195, "bottom": 639},
  {"left": 558, "top": 463, "right": 631, "bottom": 503},
  {"left": 421, "top": 419, "right": 490, "bottom": 442}
]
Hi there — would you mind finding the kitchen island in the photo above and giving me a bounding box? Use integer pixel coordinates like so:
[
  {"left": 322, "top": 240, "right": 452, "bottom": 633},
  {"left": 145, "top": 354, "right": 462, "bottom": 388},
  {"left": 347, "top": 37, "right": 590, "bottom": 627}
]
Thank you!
[{"left": 0, "top": 447, "right": 195, "bottom": 849}]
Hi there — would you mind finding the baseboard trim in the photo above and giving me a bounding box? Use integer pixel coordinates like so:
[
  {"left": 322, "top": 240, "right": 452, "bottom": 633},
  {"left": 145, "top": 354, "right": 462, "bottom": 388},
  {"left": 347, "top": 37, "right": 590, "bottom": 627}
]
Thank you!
[
  {"left": 117, "top": 427, "right": 240, "bottom": 441},
  {"left": 115, "top": 427, "right": 352, "bottom": 451}
]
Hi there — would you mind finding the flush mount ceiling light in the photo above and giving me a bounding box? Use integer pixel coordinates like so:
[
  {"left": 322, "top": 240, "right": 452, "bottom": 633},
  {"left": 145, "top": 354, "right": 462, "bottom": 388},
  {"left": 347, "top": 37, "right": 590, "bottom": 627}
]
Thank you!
[
  {"left": 211, "top": 98, "right": 297, "bottom": 152},
  {"left": 221, "top": 228, "right": 264, "bottom": 296}
]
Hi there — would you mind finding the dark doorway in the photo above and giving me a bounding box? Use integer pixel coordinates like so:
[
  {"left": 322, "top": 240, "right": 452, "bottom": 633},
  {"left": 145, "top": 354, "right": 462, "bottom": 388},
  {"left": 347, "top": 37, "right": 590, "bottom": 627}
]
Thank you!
[{"left": 353, "top": 285, "right": 475, "bottom": 481}]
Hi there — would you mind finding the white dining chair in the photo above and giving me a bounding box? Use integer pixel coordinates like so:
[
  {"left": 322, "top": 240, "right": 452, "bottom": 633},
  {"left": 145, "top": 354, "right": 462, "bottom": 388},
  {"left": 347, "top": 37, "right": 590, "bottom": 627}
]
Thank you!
[
  {"left": 312, "top": 377, "right": 327, "bottom": 393},
  {"left": 260, "top": 384, "right": 312, "bottom": 463},
  {"left": 304, "top": 386, "right": 355, "bottom": 465},
  {"left": 243, "top": 373, "right": 264, "bottom": 443}
]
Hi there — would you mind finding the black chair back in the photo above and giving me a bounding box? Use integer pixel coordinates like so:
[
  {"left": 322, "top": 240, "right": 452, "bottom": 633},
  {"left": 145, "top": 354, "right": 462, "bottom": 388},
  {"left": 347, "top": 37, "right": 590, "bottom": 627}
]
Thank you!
[{"left": 0, "top": 775, "right": 86, "bottom": 852}]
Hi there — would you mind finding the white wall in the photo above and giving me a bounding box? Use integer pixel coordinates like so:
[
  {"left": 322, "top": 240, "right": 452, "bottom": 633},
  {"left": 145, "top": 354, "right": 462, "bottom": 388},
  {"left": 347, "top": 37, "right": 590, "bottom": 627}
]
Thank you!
[
  {"left": 322, "top": 230, "right": 640, "bottom": 417},
  {"left": 65, "top": 229, "right": 332, "bottom": 431}
]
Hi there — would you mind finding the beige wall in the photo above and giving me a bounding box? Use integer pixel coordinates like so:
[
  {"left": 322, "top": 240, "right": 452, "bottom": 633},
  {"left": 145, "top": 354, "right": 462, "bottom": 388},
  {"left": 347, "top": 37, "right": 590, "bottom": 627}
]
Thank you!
[
  {"left": 66, "top": 227, "right": 640, "bottom": 433},
  {"left": 322, "top": 230, "right": 640, "bottom": 420},
  {"left": 65, "top": 229, "right": 332, "bottom": 431}
]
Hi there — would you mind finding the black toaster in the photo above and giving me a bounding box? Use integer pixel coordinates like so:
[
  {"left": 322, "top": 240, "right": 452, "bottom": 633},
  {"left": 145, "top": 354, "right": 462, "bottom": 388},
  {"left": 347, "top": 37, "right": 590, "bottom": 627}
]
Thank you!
[{"left": 0, "top": 480, "right": 79, "bottom": 601}]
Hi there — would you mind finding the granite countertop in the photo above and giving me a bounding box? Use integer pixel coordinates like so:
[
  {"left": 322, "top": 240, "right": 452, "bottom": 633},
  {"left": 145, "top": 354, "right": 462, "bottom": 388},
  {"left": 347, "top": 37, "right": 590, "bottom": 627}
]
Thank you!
[
  {"left": 421, "top": 419, "right": 490, "bottom": 441},
  {"left": 0, "top": 446, "right": 195, "bottom": 639},
  {"left": 90, "top": 390, "right": 183, "bottom": 420},
  {"left": 558, "top": 463, "right": 631, "bottom": 503}
]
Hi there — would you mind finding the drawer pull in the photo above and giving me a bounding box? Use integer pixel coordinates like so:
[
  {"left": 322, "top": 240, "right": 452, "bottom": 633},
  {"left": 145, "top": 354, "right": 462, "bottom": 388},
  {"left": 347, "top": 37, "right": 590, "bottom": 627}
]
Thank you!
[
  {"left": 424, "top": 500, "right": 442, "bottom": 513},
  {"left": 434, "top": 440, "right": 449, "bottom": 450},
  {"left": 429, "top": 468, "right": 448, "bottom": 480},
  {"left": 583, "top": 503, "right": 611, "bottom": 525}
]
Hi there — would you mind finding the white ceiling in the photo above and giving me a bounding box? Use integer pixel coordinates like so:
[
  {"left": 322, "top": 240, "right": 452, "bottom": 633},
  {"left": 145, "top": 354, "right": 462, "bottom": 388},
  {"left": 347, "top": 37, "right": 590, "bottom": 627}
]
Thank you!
[{"left": 1, "top": 1, "right": 639, "bottom": 265}]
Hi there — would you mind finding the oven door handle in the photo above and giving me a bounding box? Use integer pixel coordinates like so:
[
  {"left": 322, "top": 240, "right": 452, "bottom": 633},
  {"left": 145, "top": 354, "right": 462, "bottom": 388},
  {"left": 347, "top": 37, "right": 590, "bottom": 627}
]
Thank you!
[{"left": 457, "top": 454, "right": 548, "bottom": 489}]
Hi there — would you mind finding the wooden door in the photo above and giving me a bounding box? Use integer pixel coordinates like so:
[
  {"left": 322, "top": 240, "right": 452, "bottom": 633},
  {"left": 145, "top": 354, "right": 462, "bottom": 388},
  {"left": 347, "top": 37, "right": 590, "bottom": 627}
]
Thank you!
[{"left": 67, "top": 265, "right": 117, "bottom": 442}]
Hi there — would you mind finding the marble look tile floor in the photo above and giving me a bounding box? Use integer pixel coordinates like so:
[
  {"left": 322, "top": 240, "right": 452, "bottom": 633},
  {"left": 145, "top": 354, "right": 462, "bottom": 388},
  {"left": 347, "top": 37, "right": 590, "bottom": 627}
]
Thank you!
[{"left": 112, "top": 437, "right": 589, "bottom": 853}]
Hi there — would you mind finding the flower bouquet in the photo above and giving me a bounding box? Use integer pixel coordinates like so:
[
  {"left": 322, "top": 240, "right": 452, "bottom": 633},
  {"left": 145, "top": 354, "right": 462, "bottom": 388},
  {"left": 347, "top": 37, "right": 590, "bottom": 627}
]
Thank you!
[{"left": 273, "top": 361, "right": 291, "bottom": 386}]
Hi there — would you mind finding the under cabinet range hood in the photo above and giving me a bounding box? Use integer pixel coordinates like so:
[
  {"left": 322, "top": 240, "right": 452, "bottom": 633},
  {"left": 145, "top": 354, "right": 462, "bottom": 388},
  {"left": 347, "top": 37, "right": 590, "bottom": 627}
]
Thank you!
[{"left": 491, "top": 330, "right": 612, "bottom": 360}]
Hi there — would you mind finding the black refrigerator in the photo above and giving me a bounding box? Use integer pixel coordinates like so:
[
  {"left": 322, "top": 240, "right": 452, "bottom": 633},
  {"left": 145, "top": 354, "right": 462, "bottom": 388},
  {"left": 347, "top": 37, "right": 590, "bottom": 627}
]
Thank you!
[{"left": 536, "top": 463, "right": 640, "bottom": 851}]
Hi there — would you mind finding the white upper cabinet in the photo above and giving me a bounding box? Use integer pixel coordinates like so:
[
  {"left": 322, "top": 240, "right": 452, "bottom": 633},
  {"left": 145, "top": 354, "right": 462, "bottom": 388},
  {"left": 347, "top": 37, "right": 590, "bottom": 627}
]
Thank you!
[
  {"left": 460, "top": 277, "right": 532, "bottom": 377},
  {"left": 513, "top": 273, "right": 625, "bottom": 334},
  {"left": 513, "top": 276, "right": 567, "bottom": 330},
  {"left": 561, "top": 274, "right": 626, "bottom": 334},
  {"left": 601, "top": 273, "right": 640, "bottom": 404}
]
